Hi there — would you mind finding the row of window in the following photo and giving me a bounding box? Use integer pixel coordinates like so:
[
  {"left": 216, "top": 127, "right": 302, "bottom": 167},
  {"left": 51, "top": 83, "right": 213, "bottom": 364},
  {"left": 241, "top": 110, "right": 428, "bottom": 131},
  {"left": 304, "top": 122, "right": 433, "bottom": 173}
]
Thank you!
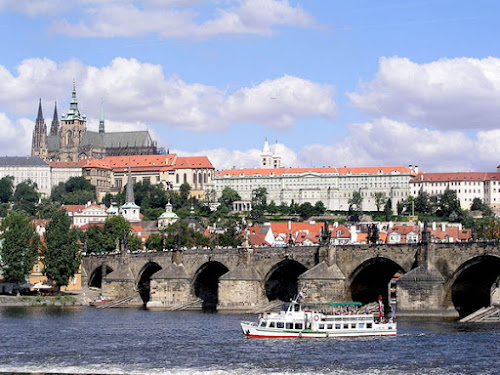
[{"left": 259, "top": 321, "right": 373, "bottom": 330}]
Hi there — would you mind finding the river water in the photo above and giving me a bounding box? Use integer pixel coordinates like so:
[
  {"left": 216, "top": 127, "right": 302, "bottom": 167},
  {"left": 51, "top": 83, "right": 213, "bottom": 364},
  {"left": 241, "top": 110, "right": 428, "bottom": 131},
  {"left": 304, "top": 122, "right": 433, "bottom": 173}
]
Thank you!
[{"left": 0, "top": 306, "right": 498, "bottom": 375}]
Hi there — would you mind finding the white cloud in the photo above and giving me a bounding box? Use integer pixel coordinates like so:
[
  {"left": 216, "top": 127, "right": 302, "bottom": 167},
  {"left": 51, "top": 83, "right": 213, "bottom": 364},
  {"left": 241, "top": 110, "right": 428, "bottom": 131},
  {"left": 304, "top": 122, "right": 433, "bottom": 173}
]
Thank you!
[
  {"left": 295, "top": 118, "right": 497, "bottom": 173},
  {"left": 0, "top": 114, "right": 32, "bottom": 156},
  {"left": 224, "top": 75, "right": 336, "bottom": 128},
  {"left": 347, "top": 56, "right": 500, "bottom": 130},
  {"left": 0, "top": 57, "right": 336, "bottom": 132},
  {"left": 41, "top": 0, "right": 316, "bottom": 39}
]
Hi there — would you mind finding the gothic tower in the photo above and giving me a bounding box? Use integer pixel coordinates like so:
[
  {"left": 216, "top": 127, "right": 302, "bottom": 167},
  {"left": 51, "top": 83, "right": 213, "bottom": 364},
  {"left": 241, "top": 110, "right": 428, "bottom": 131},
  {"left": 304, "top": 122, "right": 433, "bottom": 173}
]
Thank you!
[
  {"left": 31, "top": 99, "right": 48, "bottom": 159},
  {"left": 59, "top": 83, "right": 87, "bottom": 162},
  {"left": 50, "top": 102, "right": 59, "bottom": 136},
  {"left": 272, "top": 140, "right": 282, "bottom": 168}
]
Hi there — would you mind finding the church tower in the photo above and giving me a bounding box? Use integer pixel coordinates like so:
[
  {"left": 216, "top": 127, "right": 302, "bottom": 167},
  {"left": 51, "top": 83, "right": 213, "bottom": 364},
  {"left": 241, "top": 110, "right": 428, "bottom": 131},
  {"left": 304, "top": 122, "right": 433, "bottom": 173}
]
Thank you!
[
  {"left": 99, "top": 101, "right": 105, "bottom": 133},
  {"left": 272, "top": 140, "right": 282, "bottom": 168},
  {"left": 260, "top": 138, "right": 272, "bottom": 169},
  {"left": 59, "top": 83, "right": 87, "bottom": 162},
  {"left": 119, "top": 166, "right": 141, "bottom": 222},
  {"left": 50, "top": 102, "right": 59, "bottom": 136},
  {"left": 31, "top": 99, "right": 48, "bottom": 159}
]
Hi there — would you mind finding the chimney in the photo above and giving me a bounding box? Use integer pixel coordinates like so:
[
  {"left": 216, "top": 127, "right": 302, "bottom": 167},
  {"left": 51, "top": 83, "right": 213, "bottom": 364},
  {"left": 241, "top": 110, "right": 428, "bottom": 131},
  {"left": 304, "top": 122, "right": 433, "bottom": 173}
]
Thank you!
[
  {"left": 458, "top": 223, "right": 462, "bottom": 231},
  {"left": 441, "top": 223, "right": 446, "bottom": 232},
  {"left": 415, "top": 165, "right": 419, "bottom": 174},
  {"left": 432, "top": 222, "right": 436, "bottom": 231},
  {"left": 334, "top": 222, "right": 339, "bottom": 228}
]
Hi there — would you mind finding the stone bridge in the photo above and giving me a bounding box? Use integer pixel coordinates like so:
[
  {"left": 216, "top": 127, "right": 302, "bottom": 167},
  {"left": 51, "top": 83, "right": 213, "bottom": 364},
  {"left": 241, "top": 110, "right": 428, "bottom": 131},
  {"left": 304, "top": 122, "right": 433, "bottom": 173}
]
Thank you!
[{"left": 82, "top": 242, "right": 500, "bottom": 318}]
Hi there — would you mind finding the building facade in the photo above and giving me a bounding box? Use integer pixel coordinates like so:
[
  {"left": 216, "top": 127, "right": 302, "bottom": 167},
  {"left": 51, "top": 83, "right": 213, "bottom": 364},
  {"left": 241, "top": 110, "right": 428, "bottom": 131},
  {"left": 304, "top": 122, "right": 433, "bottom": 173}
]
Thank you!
[
  {"left": 410, "top": 170, "right": 500, "bottom": 210},
  {"left": 0, "top": 156, "right": 51, "bottom": 197},
  {"left": 31, "top": 84, "right": 161, "bottom": 162}
]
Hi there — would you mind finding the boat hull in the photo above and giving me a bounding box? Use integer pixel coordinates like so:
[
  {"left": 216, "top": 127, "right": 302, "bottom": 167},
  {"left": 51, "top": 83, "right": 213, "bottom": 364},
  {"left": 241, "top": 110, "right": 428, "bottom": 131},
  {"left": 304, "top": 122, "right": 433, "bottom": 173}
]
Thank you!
[{"left": 240, "top": 321, "right": 397, "bottom": 338}]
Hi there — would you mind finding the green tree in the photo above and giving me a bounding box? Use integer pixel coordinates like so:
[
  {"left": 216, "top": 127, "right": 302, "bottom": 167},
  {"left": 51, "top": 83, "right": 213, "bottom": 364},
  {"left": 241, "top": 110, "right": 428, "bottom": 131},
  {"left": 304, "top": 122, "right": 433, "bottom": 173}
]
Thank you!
[
  {"left": 51, "top": 176, "right": 96, "bottom": 204},
  {"left": 101, "top": 215, "right": 132, "bottom": 252},
  {"left": 42, "top": 209, "right": 81, "bottom": 289},
  {"left": 438, "top": 189, "right": 462, "bottom": 221},
  {"left": 12, "top": 179, "right": 38, "bottom": 215},
  {"left": 251, "top": 187, "right": 267, "bottom": 220},
  {"left": 374, "top": 192, "right": 387, "bottom": 212},
  {"left": 384, "top": 199, "right": 393, "bottom": 221},
  {"left": 0, "top": 203, "right": 9, "bottom": 217},
  {"left": 470, "top": 197, "right": 483, "bottom": 211},
  {"left": 415, "top": 191, "right": 433, "bottom": 214},
  {"left": 218, "top": 187, "right": 241, "bottom": 209},
  {"left": 0, "top": 210, "right": 40, "bottom": 284},
  {"left": 314, "top": 201, "right": 326, "bottom": 215},
  {"left": 145, "top": 233, "right": 163, "bottom": 251},
  {"left": 127, "top": 234, "right": 143, "bottom": 251},
  {"left": 298, "top": 202, "right": 315, "bottom": 219},
  {"left": 0, "top": 176, "right": 14, "bottom": 203},
  {"left": 82, "top": 225, "right": 107, "bottom": 254},
  {"left": 267, "top": 200, "right": 278, "bottom": 214},
  {"left": 179, "top": 183, "right": 191, "bottom": 202},
  {"left": 348, "top": 191, "right": 363, "bottom": 212}
]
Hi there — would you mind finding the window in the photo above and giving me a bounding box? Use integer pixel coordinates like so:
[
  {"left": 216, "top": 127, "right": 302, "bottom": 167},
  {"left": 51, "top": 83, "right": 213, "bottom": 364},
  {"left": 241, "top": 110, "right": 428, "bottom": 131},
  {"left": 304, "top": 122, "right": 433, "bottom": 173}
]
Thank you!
[
  {"left": 294, "top": 323, "right": 303, "bottom": 330},
  {"left": 327, "top": 324, "right": 333, "bottom": 329},
  {"left": 277, "top": 322, "right": 284, "bottom": 328},
  {"left": 335, "top": 324, "right": 341, "bottom": 329},
  {"left": 343, "top": 324, "right": 349, "bottom": 329},
  {"left": 319, "top": 324, "right": 325, "bottom": 330},
  {"left": 269, "top": 322, "right": 275, "bottom": 328},
  {"left": 367, "top": 323, "right": 372, "bottom": 329},
  {"left": 259, "top": 321, "right": 267, "bottom": 327},
  {"left": 351, "top": 323, "right": 356, "bottom": 329},
  {"left": 286, "top": 323, "right": 293, "bottom": 329}
]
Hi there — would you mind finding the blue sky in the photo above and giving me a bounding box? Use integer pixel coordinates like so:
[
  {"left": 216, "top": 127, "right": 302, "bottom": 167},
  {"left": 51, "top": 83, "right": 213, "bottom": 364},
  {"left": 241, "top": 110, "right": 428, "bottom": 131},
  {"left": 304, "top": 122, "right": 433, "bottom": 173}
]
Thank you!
[{"left": 1, "top": 0, "right": 500, "bottom": 172}]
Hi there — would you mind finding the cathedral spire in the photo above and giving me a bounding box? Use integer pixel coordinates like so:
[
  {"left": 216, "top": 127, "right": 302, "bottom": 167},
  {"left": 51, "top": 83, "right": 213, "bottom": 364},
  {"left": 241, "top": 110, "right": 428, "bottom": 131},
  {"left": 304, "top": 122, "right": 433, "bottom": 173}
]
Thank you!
[
  {"left": 36, "top": 98, "right": 43, "bottom": 122},
  {"left": 99, "top": 99, "right": 105, "bottom": 133},
  {"left": 50, "top": 101, "right": 59, "bottom": 136},
  {"left": 126, "top": 165, "right": 135, "bottom": 204}
]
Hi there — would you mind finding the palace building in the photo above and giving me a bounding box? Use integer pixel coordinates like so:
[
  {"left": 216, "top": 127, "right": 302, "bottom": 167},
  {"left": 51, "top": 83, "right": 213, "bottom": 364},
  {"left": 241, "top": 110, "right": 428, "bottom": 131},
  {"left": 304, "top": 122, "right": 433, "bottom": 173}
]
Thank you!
[{"left": 31, "top": 84, "right": 161, "bottom": 162}]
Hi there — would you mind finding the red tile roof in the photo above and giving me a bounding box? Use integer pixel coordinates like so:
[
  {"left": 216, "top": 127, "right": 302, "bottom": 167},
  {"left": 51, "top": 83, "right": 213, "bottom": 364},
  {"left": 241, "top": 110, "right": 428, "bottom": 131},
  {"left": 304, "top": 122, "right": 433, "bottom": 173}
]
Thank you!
[
  {"left": 411, "top": 172, "right": 500, "bottom": 183},
  {"left": 175, "top": 156, "right": 214, "bottom": 169},
  {"left": 217, "top": 166, "right": 414, "bottom": 177}
]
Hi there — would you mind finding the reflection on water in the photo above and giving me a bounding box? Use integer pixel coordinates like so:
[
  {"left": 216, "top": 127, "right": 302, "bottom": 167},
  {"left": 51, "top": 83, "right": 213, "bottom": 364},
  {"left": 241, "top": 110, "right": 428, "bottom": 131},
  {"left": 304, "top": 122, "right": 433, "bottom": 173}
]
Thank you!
[{"left": 0, "top": 306, "right": 499, "bottom": 375}]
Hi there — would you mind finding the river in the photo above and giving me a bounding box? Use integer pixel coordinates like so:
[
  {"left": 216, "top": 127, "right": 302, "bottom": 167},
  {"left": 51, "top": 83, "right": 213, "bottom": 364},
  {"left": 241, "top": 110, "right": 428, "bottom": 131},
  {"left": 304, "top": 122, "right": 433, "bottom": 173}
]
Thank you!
[{"left": 0, "top": 306, "right": 498, "bottom": 375}]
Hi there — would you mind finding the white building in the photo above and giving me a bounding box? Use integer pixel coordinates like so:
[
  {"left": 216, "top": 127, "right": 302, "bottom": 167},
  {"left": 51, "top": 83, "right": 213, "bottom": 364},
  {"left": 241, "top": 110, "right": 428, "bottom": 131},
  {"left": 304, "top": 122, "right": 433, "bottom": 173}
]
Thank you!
[
  {"left": 49, "top": 161, "right": 84, "bottom": 189},
  {"left": 214, "top": 142, "right": 416, "bottom": 212},
  {"left": 0, "top": 156, "right": 51, "bottom": 197},
  {"left": 63, "top": 202, "right": 108, "bottom": 227},
  {"left": 410, "top": 170, "right": 500, "bottom": 209}
]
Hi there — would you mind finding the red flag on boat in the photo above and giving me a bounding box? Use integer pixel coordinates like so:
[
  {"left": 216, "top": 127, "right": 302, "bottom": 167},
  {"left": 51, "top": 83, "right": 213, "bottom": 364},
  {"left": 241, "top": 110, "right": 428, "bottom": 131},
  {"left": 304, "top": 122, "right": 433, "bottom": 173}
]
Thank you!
[{"left": 378, "top": 295, "right": 384, "bottom": 318}]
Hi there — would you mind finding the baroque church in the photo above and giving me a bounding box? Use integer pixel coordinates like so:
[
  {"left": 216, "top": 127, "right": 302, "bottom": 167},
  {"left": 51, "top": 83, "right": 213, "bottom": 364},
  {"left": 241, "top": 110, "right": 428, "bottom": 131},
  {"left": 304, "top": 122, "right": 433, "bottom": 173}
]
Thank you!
[{"left": 31, "top": 84, "right": 161, "bottom": 162}]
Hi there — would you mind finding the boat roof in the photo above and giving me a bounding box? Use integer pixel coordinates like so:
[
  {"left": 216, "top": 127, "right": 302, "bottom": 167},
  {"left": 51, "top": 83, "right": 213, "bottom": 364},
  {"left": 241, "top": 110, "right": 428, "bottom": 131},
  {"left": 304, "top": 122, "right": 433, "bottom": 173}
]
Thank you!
[{"left": 303, "top": 302, "right": 363, "bottom": 307}]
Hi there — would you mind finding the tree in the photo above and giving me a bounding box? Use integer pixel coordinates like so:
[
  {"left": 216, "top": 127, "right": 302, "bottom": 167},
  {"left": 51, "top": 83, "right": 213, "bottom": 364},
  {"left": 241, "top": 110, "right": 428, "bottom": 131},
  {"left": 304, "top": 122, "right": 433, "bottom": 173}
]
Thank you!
[
  {"left": 383, "top": 199, "right": 393, "bottom": 221},
  {"left": 179, "top": 183, "right": 191, "bottom": 202},
  {"left": 251, "top": 187, "right": 268, "bottom": 220},
  {"left": 218, "top": 187, "right": 241, "bottom": 209},
  {"left": 12, "top": 179, "right": 38, "bottom": 215},
  {"left": 415, "top": 191, "right": 433, "bottom": 214},
  {"left": 374, "top": 192, "right": 387, "bottom": 212},
  {"left": 438, "top": 189, "right": 462, "bottom": 221},
  {"left": 0, "top": 210, "right": 40, "bottom": 284},
  {"left": 82, "top": 224, "right": 107, "bottom": 254},
  {"left": 127, "top": 234, "right": 143, "bottom": 251},
  {"left": 51, "top": 176, "right": 96, "bottom": 204},
  {"left": 348, "top": 191, "right": 363, "bottom": 213},
  {"left": 470, "top": 197, "right": 483, "bottom": 211},
  {"left": 0, "top": 175, "right": 14, "bottom": 203},
  {"left": 314, "top": 201, "right": 326, "bottom": 215},
  {"left": 101, "top": 215, "right": 132, "bottom": 252},
  {"left": 42, "top": 209, "right": 81, "bottom": 289},
  {"left": 145, "top": 233, "right": 163, "bottom": 251},
  {"left": 298, "top": 202, "right": 315, "bottom": 219}
]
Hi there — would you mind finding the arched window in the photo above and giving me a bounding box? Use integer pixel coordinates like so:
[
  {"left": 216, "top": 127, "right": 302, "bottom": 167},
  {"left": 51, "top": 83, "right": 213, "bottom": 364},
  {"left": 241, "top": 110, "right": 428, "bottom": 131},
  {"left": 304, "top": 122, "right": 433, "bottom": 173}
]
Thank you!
[
  {"left": 204, "top": 173, "right": 207, "bottom": 183},
  {"left": 199, "top": 172, "right": 202, "bottom": 183},
  {"left": 176, "top": 174, "right": 179, "bottom": 184},
  {"left": 183, "top": 173, "right": 187, "bottom": 183}
]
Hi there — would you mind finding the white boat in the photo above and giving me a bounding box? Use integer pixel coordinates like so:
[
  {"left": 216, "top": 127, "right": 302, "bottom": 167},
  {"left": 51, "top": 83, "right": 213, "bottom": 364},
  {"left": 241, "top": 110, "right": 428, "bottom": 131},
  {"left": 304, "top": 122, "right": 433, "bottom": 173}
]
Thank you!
[{"left": 241, "top": 297, "right": 397, "bottom": 338}]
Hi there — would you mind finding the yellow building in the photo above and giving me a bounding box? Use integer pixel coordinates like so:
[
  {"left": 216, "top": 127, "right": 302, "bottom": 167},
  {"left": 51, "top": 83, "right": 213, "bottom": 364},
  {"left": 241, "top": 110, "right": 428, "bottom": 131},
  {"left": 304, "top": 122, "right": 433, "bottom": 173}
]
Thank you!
[{"left": 29, "top": 255, "right": 82, "bottom": 292}]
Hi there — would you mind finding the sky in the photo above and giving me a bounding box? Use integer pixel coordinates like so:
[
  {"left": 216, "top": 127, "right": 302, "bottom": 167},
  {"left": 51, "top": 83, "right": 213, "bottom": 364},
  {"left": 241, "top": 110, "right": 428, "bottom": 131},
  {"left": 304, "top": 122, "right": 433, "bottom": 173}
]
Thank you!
[{"left": 1, "top": 0, "right": 500, "bottom": 173}]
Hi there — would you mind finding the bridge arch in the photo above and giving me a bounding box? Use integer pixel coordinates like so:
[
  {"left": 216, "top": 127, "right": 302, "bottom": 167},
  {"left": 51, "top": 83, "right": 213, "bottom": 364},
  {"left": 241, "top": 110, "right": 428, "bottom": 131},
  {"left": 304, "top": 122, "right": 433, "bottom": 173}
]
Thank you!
[
  {"left": 264, "top": 259, "right": 307, "bottom": 302},
  {"left": 450, "top": 254, "right": 500, "bottom": 318},
  {"left": 137, "top": 261, "right": 162, "bottom": 305},
  {"left": 349, "top": 256, "right": 404, "bottom": 308},
  {"left": 88, "top": 264, "right": 113, "bottom": 289},
  {"left": 192, "top": 261, "right": 229, "bottom": 311}
]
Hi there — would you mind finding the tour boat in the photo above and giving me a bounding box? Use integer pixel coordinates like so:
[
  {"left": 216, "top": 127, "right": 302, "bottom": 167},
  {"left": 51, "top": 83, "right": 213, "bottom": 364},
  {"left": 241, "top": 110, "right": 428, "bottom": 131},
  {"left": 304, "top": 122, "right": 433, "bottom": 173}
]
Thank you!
[{"left": 241, "top": 296, "right": 396, "bottom": 338}]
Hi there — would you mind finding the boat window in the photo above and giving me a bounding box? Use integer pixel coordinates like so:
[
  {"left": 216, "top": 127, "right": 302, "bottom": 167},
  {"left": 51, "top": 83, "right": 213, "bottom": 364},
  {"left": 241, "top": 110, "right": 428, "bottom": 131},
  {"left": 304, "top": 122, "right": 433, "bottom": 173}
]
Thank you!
[
  {"left": 351, "top": 323, "right": 356, "bottom": 329},
  {"left": 286, "top": 323, "right": 293, "bottom": 330},
  {"left": 319, "top": 324, "right": 325, "bottom": 330},
  {"left": 335, "top": 324, "right": 341, "bottom": 329},
  {"left": 294, "top": 304, "right": 300, "bottom": 312},
  {"left": 259, "top": 321, "right": 267, "bottom": 327},
  {"left": 327, "top": 324, "right": 333, "bottom": 329},
  {"left": 343, "top": 324, "right": 349, "bottom": 329},
  {"left": 367, "top": 323, "right": 372, "bottom": 329},
  {"left": 277, "top": 322, "right": 284, "bottom": 328},
  {"left": 269, "top": 322, "right": 275, "bottom": 328},
  {"left": 359, "top": 323, "right": 365, "bottom": 329},
  {"left": 294, "top": 323, "right": 303, "bottom": 330}
]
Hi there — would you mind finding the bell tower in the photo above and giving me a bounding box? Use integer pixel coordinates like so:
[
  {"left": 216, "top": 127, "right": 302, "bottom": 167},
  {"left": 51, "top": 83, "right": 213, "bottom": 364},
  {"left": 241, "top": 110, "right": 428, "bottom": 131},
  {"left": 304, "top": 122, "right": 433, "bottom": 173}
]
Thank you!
[
  {"left": 59, "top": 82, "right": 87, "bottom": 161},
  {"left": 31, "top": 99, "right": 48, "bottom": 160}
]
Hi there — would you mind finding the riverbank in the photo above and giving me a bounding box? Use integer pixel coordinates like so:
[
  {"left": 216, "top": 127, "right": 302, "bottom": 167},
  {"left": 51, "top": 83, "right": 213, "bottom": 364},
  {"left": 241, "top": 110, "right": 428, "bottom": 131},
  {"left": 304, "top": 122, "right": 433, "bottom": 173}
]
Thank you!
[{"left": 0, "top": 289, "right": 96, "bottom": 307}]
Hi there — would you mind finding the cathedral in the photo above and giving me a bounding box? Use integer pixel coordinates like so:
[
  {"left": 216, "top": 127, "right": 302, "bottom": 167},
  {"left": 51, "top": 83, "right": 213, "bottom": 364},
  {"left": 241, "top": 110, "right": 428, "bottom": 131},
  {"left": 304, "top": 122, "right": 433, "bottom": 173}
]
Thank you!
[{"left": 31, "top": 84, "right": 162, "bottom": 162}]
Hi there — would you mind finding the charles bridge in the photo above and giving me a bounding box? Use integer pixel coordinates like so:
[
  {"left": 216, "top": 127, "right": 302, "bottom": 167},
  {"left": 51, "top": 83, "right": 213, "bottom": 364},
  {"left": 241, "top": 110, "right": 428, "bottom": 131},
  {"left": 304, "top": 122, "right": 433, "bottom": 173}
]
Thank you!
[{"left": 82, "top": 241, "right": 500, "bottom": 318}]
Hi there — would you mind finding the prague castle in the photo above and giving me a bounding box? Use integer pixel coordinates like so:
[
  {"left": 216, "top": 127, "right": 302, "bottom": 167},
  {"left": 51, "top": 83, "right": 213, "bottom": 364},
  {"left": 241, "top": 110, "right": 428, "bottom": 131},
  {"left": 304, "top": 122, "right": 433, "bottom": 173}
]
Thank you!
[{"left": 31, "top": 84, "right": 161, "bottom": 162}]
